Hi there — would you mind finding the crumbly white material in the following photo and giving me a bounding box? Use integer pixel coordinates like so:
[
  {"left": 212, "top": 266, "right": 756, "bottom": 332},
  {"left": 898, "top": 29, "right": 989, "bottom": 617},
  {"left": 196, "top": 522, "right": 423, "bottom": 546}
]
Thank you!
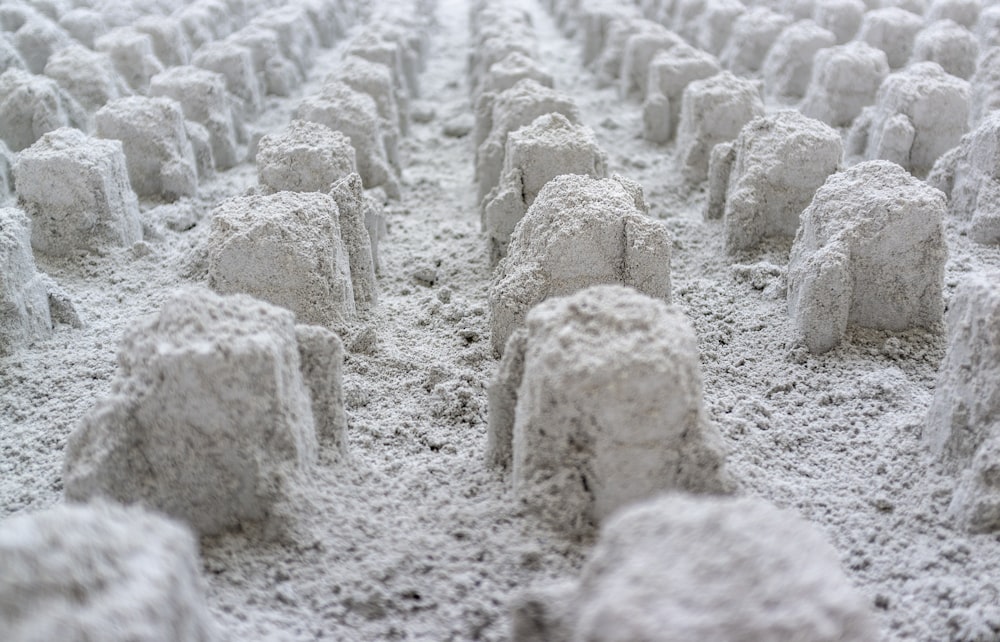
[
  {"left": 800, "top": 41, "right": 890, "bottom": 128},
  {"left": 641, "top": 42, "right": 720, "bottom": 145}
]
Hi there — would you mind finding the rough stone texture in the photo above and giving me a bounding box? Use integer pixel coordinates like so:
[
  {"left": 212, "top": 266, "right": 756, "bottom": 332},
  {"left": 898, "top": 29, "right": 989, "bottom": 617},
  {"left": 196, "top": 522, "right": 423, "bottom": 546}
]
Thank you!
[
  {"left": 858, "top": 7, "right": 924, "bottom": 69},
  {"left": 641, "top": 42, "right": 720, "bottom": 145},
  {"left": 227, "top": 25, "right": 302, "bottom": 98},
  {"left": 618, "top": 23, "right": 683, "bottom": 99},
  {"left": 474, "top": 51, "right": 554, "bottom": 102},
  {"left": 295, "top": 324, "right": 349, "bottom": 460},
  {"left": 0, "top": 68, "right": 85, "bottom": 153},
  {"left": 14, "top": 128, "right": 141, "bottom": 256},
  {"left": 58, "top": 8, "right": 108, "bottom": 48},
  {"left": 482, "top": 113, "right": 608, "bottom": 265},
  {"left": 63, "top": 288, "right": 322, "bottom": 536},
  {"left": 329, "top": 172, "right": 379, "bottom": 311},
  {"left": 708, "top": 111, "right": 843, "bottom": 253},
  {"left": 327, "top": 54, "right": 404, "bottom": 167},
  {"left": 949, "top": 434, "right": 1000, "bottom": 533},
  {"left": 134, "top": 16, "right": 191, "bottom": 68},
  {"left": 928, "top": 0, "right": 982, "bottom": 29},
  {"left": 95, "top": 27, "right": 164, "bottom": 94},
  {"left": 911, "top": 19, "right": 979, "bottom": 80},
  {"left": 787, "top": 160, "right": 947, "bottom": 354},
  {"left": 95, "top": 96, "right": 200, "bottom": 200},
  {"left": 0, "top": 207, "right": 52, "bottom": 355},
  {"left": 192, "top": 41, "right": 264, "bottom": 118},
  {"left": 812, "top": 0, "right": 864, "bottom": 43},
  {"left": 490, "top": 174, "right": 671, "bottom": 355},
  {"left": 762, "top": 20, "right": 836, "bottom": 99},
  {"left": 43, "top": 45, "right": 131, "bottom": 117},
  {"left": 295, "top": 80, "right": 401, "bottom": 200},
  {"left": 927, "top": 111, "right": 1000, "bottom": 243},
  {"left": 208, "top": 191, "right": 357, "bottom": 329},
  {"left": 675, "top": 71, "right": 764, "bottom": 185},
  {"left": 969, "top": 46, "right": 1000, "bottom": 125},
  {"left": 257, "top": 119, "right": 357, "bottom": 194},
  {"left": 800, "top": 42, "right": 890, "bottom": 128},
  {"left": 150, "top": 66, "right": 240, "bottom": 171},
  {"left": 719, "top": 7, "right": 792, "bottom": 75},
  {"left": 475, "top": 79, "right": 580, "bottom": 204},
  {"left": 511, "top": 494, "right": 879, "bottom": 641},
  {"left": 487, "top": 286, "right": 731, "bottom": 538},
  {"left": 0, "top": 502, "right": 218, "bottom": 642},
  {"left": 847, "top": 62, "right": 970, "bottom": 177}
]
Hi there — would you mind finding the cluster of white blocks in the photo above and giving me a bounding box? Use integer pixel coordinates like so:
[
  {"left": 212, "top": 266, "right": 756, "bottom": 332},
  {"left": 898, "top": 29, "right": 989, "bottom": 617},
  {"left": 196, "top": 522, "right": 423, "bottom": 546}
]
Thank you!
[
  {"left": 512, "top": 494, "right": 878, "bottom": 641},
  {"left": 487, "top": 286, "right": 731, "bottom": 538},
  {"left": 63, "top": 287, "right": 348, "bottom": 536}
]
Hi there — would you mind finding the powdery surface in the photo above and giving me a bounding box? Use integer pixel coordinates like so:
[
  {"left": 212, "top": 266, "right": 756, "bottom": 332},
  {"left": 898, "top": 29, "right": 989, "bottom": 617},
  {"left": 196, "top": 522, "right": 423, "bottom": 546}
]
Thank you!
[{"left": 2, "top": 1, "right": 1000, "bottom": 641}]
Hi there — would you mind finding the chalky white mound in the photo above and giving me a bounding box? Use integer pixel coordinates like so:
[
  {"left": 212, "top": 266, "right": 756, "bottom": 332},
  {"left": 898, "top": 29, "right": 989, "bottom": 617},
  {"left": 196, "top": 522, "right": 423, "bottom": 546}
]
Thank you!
[
  {"left": 719, "top": 7, "right": 791, "bottom": 75},
  {"left": 641, "top": 42, "right": 720, "bottom": 145},
  {"left": 0, "top": 68, "right": 85, "bottom": 153},
  {"left": 488, "top": 286, "right": 731, "bottom": 538},
  {"left": 63, "top": 288, "right": 347, "bottom": 536},
  {"left": 848, "top": 62, "right": 969, "bottom": 177},
  {"left": 676, "top": 71, "right": 764, "bottom": 185},
  {"left": 787, "top": 161, "right": 947, "bottom": 354},
  {"left": 927, "top": 111, "right": 1000, "bottom": 243},
  {"left": 925, "top": 272, "right": 1000, "bottom": 532},
  {"left": 482, "top": 112, "right": 607, "bottom": 264},
  {"left": 0, "top": 208, "right": 61, "bottom": 355},
  {"left": 706, "top": 110, "right": 842, "bottom": 253},
  {"left": 208, "top": 191, "right": 362, "bottom": 329},
  {"left": 858, "top": 7, "right": 923, "bottom": 69},
  {"left": 14, "top": 127, "right": 141, "bottom": 256},
  {"left": 910, "top": 19, "right": 979, "bottom": 80},
  {"left": 511, "top": 494, "right": 878, "bottom": 642},
  {"left": 800, "top": 41, "right": 889, "bottom": 128},
  {"left": 489, "top": 174, "right": 671, "bottom": 355},
  {"left": 257, "top": 119, "right": 357, "bottom": 194},
  {"left": 970, "top": 47, "right": 1000, "bottom": 125},
  {"left": 762, "top": 19, "right": 835, "bottom": 100},
  {"left": 0, "top": 502, "right": 217, "bottom": 642}
]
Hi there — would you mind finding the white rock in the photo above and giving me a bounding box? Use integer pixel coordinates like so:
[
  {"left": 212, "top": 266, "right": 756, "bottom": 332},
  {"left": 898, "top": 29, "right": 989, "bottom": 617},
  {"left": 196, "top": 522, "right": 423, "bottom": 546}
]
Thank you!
[
  {"left": 762, "top": 20, "right": 836, "bottom": 99},
  {"left": 474, "top": 79, "right": 580, "bottom": 203},
  {"left": 719, "top": 7, "right": 793, "bottom": 75},
  {"left": 800, "top": 41, "right": 890, "bottom": 128},
  {"left": 911, "top": 19, "right": 979, "bottom": 80},
  {"left": 489, "top": 174, "right": 670, "bottom": 355},
  {"left": 12, "top": 14, "right": 72, "bottom": 74},
  {"left": 482, "top": 112, "right": 608, "bottom": 265},
  {"left": 150, "top": 66, "right": 241, "bottom": 171},
  {"left": 642, "top": 43, "right": 720, "bottom": 144},
  {"left": 969, "top": 46, "right": 1000, "bottom": 124},
  {"left": 474, "top": 51, "right": 554, "bottom": 102},
  {"left": 676, "top": 71, "right": 764, "bottom": 185},
  {"left": 227, "top": 25, "right": 302, "bottom": 97},
  {"left": 44, "top": 44, "right": 131, "bottom": 116},
  {"left": 208, "top": 191, "right": 357, "bottom": 329},
  {"left": 95, "top": 27, "right": 165, "bottom": 94},
  {"left": 487, "top": 286, "right": 731, "bottom": 538},
  {"left": 257, "top": 119, "right": 357, "bottom": 194},
  {"left": 511, "top": 494, "right": 878, "bottom": 641},
  {"left": 812, "top": 0, "right": 865, "bottom": 43},
  {"left": 927, "top": 0, "right": 982, "bottom": 29},
  {"left": 134, "top": 15, "right": 191, "bottom": 67},
  {"left": 95, "top": 96, "right": 200, "bottom": 200},
  {"left": 787, "top": 160, "right": 947, "bottom": 353},
  {"left": 618, "top": 23, "right": 683, "bottom": 99},
  {"left": 329, "top": 172, "right": 379, "bottom": 311},
  {"left": 0, "top": 207, "right": 52, "bottom": 355},
  {"left": 692, "top": 0, "right": 745, "bottom": 57},
  {"left": 858, "top": 7, "right": 924, "bottom": 68},
  {"left": 927, "top": 111, "right": 1000, "bottom": 243},
  {"left": 708, "top": 111, "right": 843, "bottom": 253},
  {"left": 57, "top": 8, "right": 107, "bottom": 48},
  {"left": 581, "top": 4, "right": 641, "bottom": 66},
  {"left": 63, "top": 287, "right": 326, "bottom": 535},
  {"left": 848, "top": 62, "right": 969, "bottom": 176},
  {"left": 0, "top": 68, "right": 85, "bottom": 153},
  {"left": 295, "top": 80, "right": 401, "bottom": 199},
  {"left": 252, "top": 7, "right": 318, "bottom": 77},
  {"left": 977, "top": 5, "right": 1000, "bottom": 47},
  {"left": 14, "top": 127, "right": 141, "bottom": 256},
  {"left": 192, "top": 40, "right": 264, "bottom": 118},
  {"left": 0, "top": 502, "right": 218, "bottom": 641},
  {"left": 327, "top": 54, "right": 405, "bottom": 161}
]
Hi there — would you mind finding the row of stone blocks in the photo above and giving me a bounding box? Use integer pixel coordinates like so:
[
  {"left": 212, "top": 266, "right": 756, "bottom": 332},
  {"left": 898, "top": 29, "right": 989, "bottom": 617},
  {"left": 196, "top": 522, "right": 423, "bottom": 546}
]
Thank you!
[{"left": 1, "top": 0, "right": 363, "bottom": 203}]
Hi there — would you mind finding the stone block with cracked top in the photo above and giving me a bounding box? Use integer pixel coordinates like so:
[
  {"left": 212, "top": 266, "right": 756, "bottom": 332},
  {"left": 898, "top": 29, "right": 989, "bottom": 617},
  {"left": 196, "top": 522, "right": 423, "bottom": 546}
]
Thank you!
[
  {"left": 707, "top": 111, "right": 842, "bottom": 253},
  {"left": 208, "top": 191, "right": 357, "bottom": 329},
  {"left": 511, "top": 494, "right": 878, "bottom": 641},
  {"left": 487, "top": 285, "right": 731, "bottom": 538},
  {"left": 63, "top": 287, "right": 335, "bottom": 535},
  {"left": 675, "top": 71, "right": 763, "bottom": 185},
  {"left": 787, "top": 160, "right": 947, "bottom": 353},
  {"left": 0, "top": 502, "right": 218, "bottom": 641},
  {"left": 14, "top": 128, "right": 142, "bottom": 256},
  {"left": 482, "top": 113, "right": 608, "bottom": 265},
  {"left": 96, "top": 96, "right": 200, "bottom": 200},
  {"left": 847, "top": 62, "right": 969, "bottom": 177},
  {"left": 490, "top": 174, "right": 670, "bottom": 355}
]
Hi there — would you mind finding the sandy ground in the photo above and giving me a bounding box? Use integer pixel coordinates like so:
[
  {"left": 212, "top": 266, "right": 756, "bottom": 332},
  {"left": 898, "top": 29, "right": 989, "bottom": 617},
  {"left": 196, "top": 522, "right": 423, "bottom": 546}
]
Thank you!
[{"left": 3, "top": 0, "right": 1000, "bottom": 640}]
